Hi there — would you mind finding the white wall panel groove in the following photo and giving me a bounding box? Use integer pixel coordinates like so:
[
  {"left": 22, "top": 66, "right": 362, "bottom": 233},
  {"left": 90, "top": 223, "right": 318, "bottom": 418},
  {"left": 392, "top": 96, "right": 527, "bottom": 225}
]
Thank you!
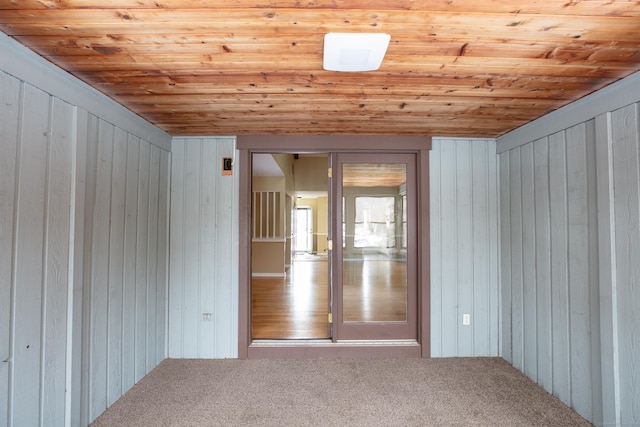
[{"left": 430, "top": 138, "right": 499, "bottom": 357}]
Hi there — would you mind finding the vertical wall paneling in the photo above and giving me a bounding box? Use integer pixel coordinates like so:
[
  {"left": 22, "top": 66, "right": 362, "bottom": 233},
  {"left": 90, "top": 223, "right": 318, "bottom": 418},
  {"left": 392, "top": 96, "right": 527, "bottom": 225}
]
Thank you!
[
  {"left": 85, "top": 120, "right": 169, "bottom": 423},
  {"left": 183, "top": 140, "right": 202, "bottom": 358},
  {"left": 520, "top": 143, "right": 537, "bottom": 381},
  {"left": 509, "top": 148, "right": 524, "bottom": 372},
  {"left": 1, "top": 38, "right": 171, "bottom": 425},
  {"left": 566, "top": 123, "right": 594, "bottom": 418},
  {"left": 595, "top": 112, "right": 618, "bottom": 426},
  {"left": 169, "top": 137, "right": 239, "bottom": 359},
  {"left": 487, "top": 141, "right": 499, "bottom": 356},
  {"left": 533, "top": 137, "right": 553, "bottom": 392},
  {"left": 157, "top": 150, "right": 170, "bottom": 364},
  {"left": 80, "top": 111, "right": 99, "bottom": 427},
  {"left": 593, "top": 103, "right": 640, "bottom": 426},
  {"left": 121, "top": 134, "right": 139, "bottom": 393},
  {"left": 499, "top": 153, "right": 512, "bottom": 362},
  {"left": 487, "top": 143, "right": 499, "bottom": 357},
  {"left": 89, "top": 120, "right": 114, "bottom": 420},
  {"left": 456, "top": 141, "right": 473, "bottom": 356},
  {"left": 147, "top": 146, "right": 161, "bottom": 370},
  {"left": 586, "top": 120, "right": 603, "bottom": 425},
  {"left": 499, "top": 126, "right": 599, "bottom": 419},
  {"left": 200, "top": 140, "right": 217, "bottom": 358},
  {"left": 611, "top": 103, "right": 640, "bottom": 425},
  {"left": 42, "top": 97, "right": 74, "bottom": 425},
  {"left": 135, "top": 141, "right": 151, "bottom": 381},
  {"left": 71, "top": 115, "right": 170, "bottom": 423},
  {"left": 168, "top": 142, "right": 185, "bottom": 357},
  {"left": 0, "top": 71, "right": 20, "bottom": 426},
  {"left": 107, "top": 128, "right": 127, "bottom": 407},
  {"left": 499, "top": 113, "right": 617, "bottom": 424},
  {"left": 430, "top": 138, "right": 499, "bottom": 357},
  {"left": 438, "top": 140, "right": 458, "bottom": 356},
  {"left": 69, "top": 108, "right": 88, "bottom": 427},
  {"left": 497, "top": 72, "right": 640, "bottom": 425},
  {"left": 548, "top": 131, "right": 572, "bottom": 405},
  {"left": 13, "top": 84, "right": 51, "bottom": 426},
  {"left": 216, "top": 141, "right": 238, "bottom": 357},
  {"left": 429, "top": 140, "right": 443, "bottom": 357},
  {"left": 471, "top": 142, "right": 489, "bottom": 356},
  {"left": 2, "top": 80, "right": 75, "bottom": 426}
]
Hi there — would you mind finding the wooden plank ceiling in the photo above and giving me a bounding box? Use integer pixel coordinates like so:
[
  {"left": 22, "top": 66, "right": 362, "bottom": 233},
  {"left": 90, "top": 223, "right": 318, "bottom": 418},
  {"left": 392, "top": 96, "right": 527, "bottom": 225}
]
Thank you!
[{"left": 1, "top": 1, "right": 639, "bottom": 137}]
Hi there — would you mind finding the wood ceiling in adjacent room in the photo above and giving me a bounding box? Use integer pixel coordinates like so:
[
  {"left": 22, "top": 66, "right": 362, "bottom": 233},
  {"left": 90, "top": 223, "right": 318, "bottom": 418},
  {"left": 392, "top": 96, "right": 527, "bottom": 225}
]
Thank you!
[{"left": 1, "top": 1, "right": 639, "bottom": 137}]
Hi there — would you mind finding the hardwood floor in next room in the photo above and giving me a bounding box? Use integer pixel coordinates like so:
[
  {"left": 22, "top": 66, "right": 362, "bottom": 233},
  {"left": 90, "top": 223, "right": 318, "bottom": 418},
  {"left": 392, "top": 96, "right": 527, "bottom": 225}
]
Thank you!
[
  {"left": 252, "top": 258, "right": 330, "bottom": 339},
  {"left": 251, "top": 257, "right": 407, "bottom": 339}
]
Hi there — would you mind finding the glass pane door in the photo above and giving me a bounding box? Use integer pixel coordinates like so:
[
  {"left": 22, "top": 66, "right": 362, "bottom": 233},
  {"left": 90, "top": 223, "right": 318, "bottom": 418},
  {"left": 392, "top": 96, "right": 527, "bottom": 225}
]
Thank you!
[{"left": 333, "top": 153, "right": 417, "bottom": 341}]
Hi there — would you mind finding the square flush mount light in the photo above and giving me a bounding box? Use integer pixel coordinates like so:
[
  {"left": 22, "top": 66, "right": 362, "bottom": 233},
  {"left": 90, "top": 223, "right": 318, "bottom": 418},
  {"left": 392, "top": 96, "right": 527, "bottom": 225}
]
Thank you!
[{"left": 323, "top": 33, "right": 391, "bottom": 72}]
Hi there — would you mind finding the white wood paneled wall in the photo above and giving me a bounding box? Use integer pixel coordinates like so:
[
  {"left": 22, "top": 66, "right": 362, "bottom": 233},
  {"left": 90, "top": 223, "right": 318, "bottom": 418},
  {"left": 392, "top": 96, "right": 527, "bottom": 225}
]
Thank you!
[
  {"left": 596, "top": 103, "right": 640, "bottom": 426},
  {"left": 1, "top": 71, "right": 75, "bottom": 427},
  {"left": 81, "top": 113, "right": 170, "bottom": 423},
  {"left": 499, "top": 122, "right": 601, "bottom": 422},
  {"left": 169, "top": 137, "right": 239, "bottom": 359},
  {"left": 430, "top": 138, "right": 499, "bottom": 357},
  {"left": 498, "top": 92, "right": 640, "bottom": 426},
  {"left": 1, "top": 65, "right": 170, "bottom": 426}
]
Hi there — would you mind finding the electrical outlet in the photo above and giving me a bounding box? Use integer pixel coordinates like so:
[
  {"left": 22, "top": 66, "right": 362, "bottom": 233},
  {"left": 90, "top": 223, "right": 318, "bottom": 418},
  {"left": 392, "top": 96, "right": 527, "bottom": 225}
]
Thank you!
[
  {"left": 462, "top": 313, "right": 471, "bottom": 326},
  {"left": 202, "top": 313, "right": 213, "bottom": 322}
]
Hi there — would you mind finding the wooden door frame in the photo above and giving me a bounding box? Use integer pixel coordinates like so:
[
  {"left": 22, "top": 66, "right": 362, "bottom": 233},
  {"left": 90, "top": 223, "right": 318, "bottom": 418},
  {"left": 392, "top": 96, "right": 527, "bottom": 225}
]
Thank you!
[{"left": 237, "top": 136, "right": 432, "bottom": 359}]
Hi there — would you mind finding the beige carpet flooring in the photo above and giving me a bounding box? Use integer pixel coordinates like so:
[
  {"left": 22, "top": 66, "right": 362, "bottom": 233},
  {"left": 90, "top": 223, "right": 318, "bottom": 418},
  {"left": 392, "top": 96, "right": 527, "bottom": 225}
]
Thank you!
[{"left": 91, "top": 357, "right": 591, "bottom": 426}]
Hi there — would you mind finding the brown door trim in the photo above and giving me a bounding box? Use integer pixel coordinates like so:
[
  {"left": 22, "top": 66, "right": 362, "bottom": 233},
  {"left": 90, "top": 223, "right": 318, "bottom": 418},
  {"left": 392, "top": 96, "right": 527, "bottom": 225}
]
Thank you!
[
  {"left": 237, "top": 135, "right": 431, "bottom": 152},
  {"left": 237, "top": 136, "right": 431, "bottom": 359}
]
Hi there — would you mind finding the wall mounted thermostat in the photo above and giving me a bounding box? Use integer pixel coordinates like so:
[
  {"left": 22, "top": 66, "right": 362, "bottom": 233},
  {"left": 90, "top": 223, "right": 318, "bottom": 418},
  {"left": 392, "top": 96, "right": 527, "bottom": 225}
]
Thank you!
[{"left": 222, "top": 157, "right": 233, "bottom": 176}]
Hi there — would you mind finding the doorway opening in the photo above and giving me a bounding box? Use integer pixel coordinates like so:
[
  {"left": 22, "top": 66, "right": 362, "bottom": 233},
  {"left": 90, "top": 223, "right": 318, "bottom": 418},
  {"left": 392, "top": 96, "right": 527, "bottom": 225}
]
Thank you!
[
  {"left": 295, "top": 207, "right": 312, "bottom": 255},
  {"left": 250, "top": 153, "right": 330, "bottom": 340},
  {"left": 238, "top": 136, "right": 432, "bottom": 358}
]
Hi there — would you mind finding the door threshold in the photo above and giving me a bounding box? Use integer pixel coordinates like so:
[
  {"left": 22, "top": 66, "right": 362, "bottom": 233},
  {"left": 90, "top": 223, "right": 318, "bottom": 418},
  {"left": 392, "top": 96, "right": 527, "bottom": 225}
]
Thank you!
[
  {"left": 248, "top": 339, "right": 422, "bottom": 358},
  {"left": 251, "top": 339, "right": 332, "bottom": 345},
  {"left": 251, "top": 339, "right": 418, "bottom": 347}
]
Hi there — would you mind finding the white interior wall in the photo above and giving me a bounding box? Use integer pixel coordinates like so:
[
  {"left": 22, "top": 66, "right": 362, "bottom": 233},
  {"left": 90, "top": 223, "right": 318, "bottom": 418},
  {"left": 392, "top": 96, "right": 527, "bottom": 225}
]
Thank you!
[
  {"left": 81, "top": 112, "right": 170, "bottom": 423},
  {"left": 498, "top": 122, "right": 601, "bottom": 422},
  {"left": 1, "top": 33, "right": 171, "bottom": 426},
  {"left": 1, "top": 70, "right": 76, "bottom": 427},
  {"left": 168, "top": 137, "right": 500, "bottom": 359},
  {"left": 168, "top": 137, "right": 239, "bottom": 359},
  {"left": 595, "top": 103, "right": 640, "bottom": 427},
  {"left": 430, "top": 138, "right": 499, "bottom": 357},
  {"left": 497, "top": 71, "right": 640, "bottom": 426}
]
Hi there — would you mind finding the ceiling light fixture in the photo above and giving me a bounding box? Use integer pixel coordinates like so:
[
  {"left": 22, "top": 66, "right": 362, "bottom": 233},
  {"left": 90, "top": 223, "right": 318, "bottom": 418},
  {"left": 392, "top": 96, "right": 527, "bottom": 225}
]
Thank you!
[{"left": 323, "top": 33, "right": 391, "bottom": 72}]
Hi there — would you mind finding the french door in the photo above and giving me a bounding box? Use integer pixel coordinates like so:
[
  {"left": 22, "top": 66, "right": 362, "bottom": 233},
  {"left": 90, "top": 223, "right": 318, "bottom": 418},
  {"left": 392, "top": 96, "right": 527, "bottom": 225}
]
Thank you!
[
  {"left": 331, "top": 153, "right": 418, "bottom": 341},
  {"left": 238, "top": 135, "right": 430, "bottom": 358}
]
